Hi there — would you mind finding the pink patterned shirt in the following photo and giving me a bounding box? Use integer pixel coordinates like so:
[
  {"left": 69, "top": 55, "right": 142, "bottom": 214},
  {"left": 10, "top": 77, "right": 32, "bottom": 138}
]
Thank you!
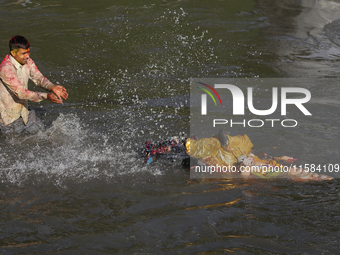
[{"left": 0, "top": 54, "right": 54, "bottom": 126}]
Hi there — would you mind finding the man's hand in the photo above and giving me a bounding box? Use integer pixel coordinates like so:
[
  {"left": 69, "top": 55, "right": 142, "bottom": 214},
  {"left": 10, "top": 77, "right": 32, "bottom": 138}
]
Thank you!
[
  {"left": 52, "top": 85, "right": 68, "bottom": 101},
  {"left": 47, "top": 93, "right": 63, "bottom": 104}
]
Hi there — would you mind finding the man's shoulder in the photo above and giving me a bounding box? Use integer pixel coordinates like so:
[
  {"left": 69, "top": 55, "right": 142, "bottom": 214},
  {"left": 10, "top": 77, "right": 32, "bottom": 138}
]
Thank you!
[
  {"left": 0, "top": 54, "right": 11, "bottom": 67},
  {"left": 26, "top": 57, "right": 35, "bottom": 65},
  {"left": 0, "top": 55, "right": 13, "bottom": 74},
  {"left": 25, "top": 58, "right": 38, "bottom": 71}
]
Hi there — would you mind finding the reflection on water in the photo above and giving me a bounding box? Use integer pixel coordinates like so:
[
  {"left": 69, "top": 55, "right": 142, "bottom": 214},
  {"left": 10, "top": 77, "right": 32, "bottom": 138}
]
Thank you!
[
  {"left": 259, "top": 0, "right": 340, "bottom": 76},
  {"left": 1, "top": 178, "right": 339, "bottom": 253},
  {"left": 0, "top": 0, "right": 340, "bottom": 254}
]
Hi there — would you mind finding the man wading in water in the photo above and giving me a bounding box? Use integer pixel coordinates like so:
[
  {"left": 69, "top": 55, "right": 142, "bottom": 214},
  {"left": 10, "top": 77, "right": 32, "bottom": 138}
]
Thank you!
[{"left": 0, "top": 35, "right": 68, "bottom": 134}]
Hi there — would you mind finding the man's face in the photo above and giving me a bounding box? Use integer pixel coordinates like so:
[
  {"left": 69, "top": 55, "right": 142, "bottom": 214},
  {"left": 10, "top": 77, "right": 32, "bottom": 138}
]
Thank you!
[{"left": 11, "top": 48, "right": 30, "bottom": 65}]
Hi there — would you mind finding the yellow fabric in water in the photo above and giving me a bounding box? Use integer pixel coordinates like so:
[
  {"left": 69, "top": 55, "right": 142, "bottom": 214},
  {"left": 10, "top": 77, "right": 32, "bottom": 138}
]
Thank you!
[
  {"left": 186, "top": 134, "right": 254, "bottom": 166},
  {"left": 226, "top": 134, "right": 253, "bottom": 160}
]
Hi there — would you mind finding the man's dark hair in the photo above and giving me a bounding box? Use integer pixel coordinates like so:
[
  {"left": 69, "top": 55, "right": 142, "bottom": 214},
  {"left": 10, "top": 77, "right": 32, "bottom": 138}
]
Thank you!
[{"left": 9, "top": 35, "right": 30, "bottom": 52}]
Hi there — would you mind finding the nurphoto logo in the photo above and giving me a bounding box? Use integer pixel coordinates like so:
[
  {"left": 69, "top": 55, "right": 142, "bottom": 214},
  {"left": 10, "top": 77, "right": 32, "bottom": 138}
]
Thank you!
[{"left": 197, "top": 82, "right": 312, "bottom": 128}]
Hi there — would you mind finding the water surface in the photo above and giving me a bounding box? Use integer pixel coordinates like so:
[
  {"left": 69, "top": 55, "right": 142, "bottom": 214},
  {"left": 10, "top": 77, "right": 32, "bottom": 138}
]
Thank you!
[{"left": 0, "top": 0, "right": 340, "bottom": 253}]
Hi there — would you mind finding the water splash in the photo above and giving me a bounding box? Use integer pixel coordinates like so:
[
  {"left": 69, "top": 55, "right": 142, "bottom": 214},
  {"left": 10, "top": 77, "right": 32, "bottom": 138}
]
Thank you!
[{"left": 0, "top": 113, "right": 166, "bottom": 187}]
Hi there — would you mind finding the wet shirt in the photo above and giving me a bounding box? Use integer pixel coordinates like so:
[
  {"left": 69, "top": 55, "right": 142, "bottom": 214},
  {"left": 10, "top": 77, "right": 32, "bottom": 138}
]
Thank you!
[{"left": 0, "top": 54, "right": 54, "bottom": 126}]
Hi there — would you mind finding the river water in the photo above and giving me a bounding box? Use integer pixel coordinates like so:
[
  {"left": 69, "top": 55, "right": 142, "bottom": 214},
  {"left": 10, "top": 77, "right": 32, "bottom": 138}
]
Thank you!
[{"left": 1, "top": 0, "right": 340, "bottom": 254}]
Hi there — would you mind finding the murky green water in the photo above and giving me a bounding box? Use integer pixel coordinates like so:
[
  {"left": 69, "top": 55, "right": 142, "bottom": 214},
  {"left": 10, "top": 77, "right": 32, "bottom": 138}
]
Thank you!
[{"left": 1, "top": 0, "right": 340, "bottom": 253}]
